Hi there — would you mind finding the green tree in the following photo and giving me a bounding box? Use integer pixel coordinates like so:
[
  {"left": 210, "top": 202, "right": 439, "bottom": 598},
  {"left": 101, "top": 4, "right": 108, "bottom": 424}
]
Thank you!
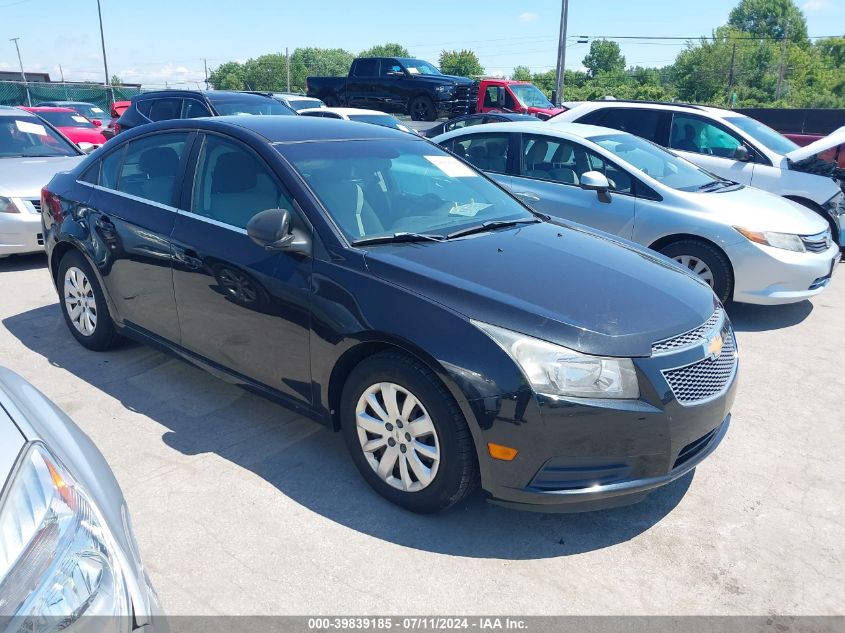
[
  {"left": 208, "top": 61, "right": 246, "bottom": 90},
  {"left": 438, "top": 50, "right": 484, "bottom": 77},
  {"left": 511, "top": 65, "right": 532, "bottom": 81},
  {"left": 242, "top": 53, "right": 288, "bottom": 91},
  {"left": 359, "top": 43, "right": 410, "bottom": 58},
  {"left": 288, "top": 47, "right": 354, "bottom": 92},
  {"left": 728, "top": 0, "right": 809, "bottom": 44},
  {"left": 582, "top": 39, "right": 626, "bottom": 78},
  {"left": 110, "top": 75, "right": 123, "bottom": 86}
]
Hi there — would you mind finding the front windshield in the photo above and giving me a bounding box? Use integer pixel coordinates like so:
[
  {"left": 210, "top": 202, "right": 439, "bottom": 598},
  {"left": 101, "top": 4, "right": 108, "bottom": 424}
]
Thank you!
[
  {"left": 208, "top": 97, "right": 294, "bottom": 116},
  {"left": 404, "top": 59, "right": 442, "bottom": 76},
  {"left": 282, "top": 139, "right": 534, "bottom": 242},
  {"left": 510, "top": 84, "right": 553, "bottom": 108},
  {"left": 724, "top": 115, "right": 798, "bottom": 155},
  {"left": 348, "top": 114, "right": 403, "bottom": 129},
  {"left": 591, "top": 133, "right": 717, "bottom": 191},
  {"left": 0, "top": 116, "right": 79, "bottom": 158},
  {"left": 37, "top": 111, "right": 95, "bottom": 128},
  {"left": 288, "top": 99, "right": 323, "bottom": 112},
  {"left": 75, "top": 104, "right": 106, "bottom": 119}
]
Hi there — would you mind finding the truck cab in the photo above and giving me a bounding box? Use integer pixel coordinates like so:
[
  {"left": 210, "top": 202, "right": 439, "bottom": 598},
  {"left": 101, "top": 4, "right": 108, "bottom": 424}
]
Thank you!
[{"left": 476, "top": 79, "right": 566, "bottom": 120}]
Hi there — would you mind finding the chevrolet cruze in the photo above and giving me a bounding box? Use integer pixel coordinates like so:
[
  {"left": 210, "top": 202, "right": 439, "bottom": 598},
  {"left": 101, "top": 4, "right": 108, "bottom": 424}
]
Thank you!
[{"left": 41, "top": 117, "right": 737, "bottom": 513}]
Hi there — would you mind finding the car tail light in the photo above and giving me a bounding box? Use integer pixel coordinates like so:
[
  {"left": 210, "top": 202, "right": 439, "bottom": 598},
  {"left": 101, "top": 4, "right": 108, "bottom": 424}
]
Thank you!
[
  {"left": 92, "top": 119, "right": 102, "bottom": 127},
  {"left": 41, "top": 187, "right": 63, "bottom": 223}
]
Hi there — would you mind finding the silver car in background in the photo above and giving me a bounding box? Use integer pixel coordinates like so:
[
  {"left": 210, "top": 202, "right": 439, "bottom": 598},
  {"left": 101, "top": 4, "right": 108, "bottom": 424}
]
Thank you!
[
  {"left": 434, "top": 122, "right": 840, "bottom": 305},
  {"left": 0, "top": 368, "right": 164, "bottom": 632},
  {"left": 0, "top": 107, "right": 84, "bottom": 258}
]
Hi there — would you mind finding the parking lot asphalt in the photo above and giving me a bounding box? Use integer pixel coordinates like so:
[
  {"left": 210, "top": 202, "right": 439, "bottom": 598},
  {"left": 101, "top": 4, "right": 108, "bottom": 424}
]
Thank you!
[{"left": 0, "top": 253, "right": 842, "bottom": 615}]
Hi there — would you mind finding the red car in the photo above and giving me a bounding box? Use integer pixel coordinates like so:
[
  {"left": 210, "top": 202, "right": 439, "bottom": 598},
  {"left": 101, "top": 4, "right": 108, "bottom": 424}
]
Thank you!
[
  {"left": 19, "top": 106, "right": 108, "bottom": 149},
  {"left": 103, "top": 100, "right": 131, "bottom": 138}
]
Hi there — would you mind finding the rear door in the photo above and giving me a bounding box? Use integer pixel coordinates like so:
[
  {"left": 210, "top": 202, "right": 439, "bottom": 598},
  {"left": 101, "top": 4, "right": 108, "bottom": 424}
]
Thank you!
[
  {"left": 510, "top": 133, "right": 636, "bottom": 237},
  {"left": 170, "top": 132, "right": 313, "bottom": 404},
  {"left": 347, "top": 59, "right": 379, "bottom": 109},
  {"left": 84, "top": 131, "right": 194, "bottom": 342}
]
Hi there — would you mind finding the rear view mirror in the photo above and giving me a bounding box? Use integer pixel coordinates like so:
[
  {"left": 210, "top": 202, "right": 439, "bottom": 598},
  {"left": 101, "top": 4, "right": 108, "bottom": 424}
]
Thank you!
[
  {"left": 733, "top": 145, "right": 751, "bottom": 161},
  {"left": 579, "top": 170, "right": 612, "bottom": 203}
]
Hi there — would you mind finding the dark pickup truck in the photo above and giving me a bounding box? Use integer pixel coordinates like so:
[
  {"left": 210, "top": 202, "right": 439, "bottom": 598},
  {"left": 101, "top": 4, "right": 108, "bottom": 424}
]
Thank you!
[{"left": 306, "top": 57, "right": 478, "bottom": 121}]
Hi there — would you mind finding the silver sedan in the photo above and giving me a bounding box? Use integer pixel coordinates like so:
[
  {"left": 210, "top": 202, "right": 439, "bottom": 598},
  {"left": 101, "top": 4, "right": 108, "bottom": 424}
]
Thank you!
[
  {"left": 0, "top": 367, "right": 165, "bottom": 632},
  {"left": 0, "top": 106, "right": 84, "bottom": 258},
  {"left": 434, "top": 121, "right": 840, "bottom": 305}
]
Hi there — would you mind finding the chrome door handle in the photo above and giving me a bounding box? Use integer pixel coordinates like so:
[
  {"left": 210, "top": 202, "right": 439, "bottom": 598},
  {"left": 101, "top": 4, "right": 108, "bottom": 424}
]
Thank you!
[{"left": 513, "top": 192, "right": 540, "bottom": 202}]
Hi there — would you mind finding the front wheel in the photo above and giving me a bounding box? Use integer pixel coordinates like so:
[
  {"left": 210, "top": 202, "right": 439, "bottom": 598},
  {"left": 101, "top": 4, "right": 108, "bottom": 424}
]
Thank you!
[
  {"left": 340, "top": 352, "right": 478, "bottom": 513},
  {"left": 410, "top": 96, "right": 436, "bottom": 122},
  {"left": 58, "top": 250, "right": 121, "bottom": 351},
  {"left": 659, "top": 240, "right": 733, "bottom": 304}
]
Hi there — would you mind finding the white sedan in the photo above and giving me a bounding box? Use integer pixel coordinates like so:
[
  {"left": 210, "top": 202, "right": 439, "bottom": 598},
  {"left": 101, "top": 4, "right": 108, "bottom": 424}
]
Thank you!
[
  {"left": 0, "top": 106, "right": 84, "bottom": 257},
  {"left": 298, "top": 107, "right": 418, "bottom": 134}
]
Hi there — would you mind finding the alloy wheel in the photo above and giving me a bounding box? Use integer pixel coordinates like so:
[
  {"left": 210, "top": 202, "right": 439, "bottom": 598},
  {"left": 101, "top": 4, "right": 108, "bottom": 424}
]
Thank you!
[
  {"left": 63, "top": 266, "right": 98, "bottom": 336},
  {"left": 673, "top": 255, "right": 715, "bottom": 288},
  {"left": 355, "top": 382, "right": 441, "bottom": 492}
]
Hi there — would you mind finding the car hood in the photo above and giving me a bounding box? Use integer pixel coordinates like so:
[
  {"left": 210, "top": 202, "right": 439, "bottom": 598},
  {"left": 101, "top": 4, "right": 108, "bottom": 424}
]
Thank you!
[
  {"left": 0, "top": 156, "right": 83, "bottom": 198},
  {"left": 59, "top": 126, "right": 107, "bottom": 145},
  {"left": 682, "top": 185, "right": 830, "bottom": 235},
  {"left": 528, "top": 106, "right": 566, "bottom": 117},
  {"left": 784, "top": 125, "right": 845, "bottom": 162},
  {"left": 364, "top": 222, "right": 717, "bottom": 357}
]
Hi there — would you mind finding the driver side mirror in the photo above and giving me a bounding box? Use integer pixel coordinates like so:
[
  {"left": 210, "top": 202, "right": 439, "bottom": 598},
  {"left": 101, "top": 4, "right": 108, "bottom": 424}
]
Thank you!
[
  {"left": 247, "top": 208, "right": 309, "bottom": 254},
  {"left": 579, "top": 170, "right": 612, "bottom": 203},
  {"left": 733, "top": 145, "right": 752, "bottom": 162}
]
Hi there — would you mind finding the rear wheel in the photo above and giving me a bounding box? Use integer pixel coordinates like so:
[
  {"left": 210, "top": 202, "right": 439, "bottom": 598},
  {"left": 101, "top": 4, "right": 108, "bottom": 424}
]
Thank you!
[
  {"left": 659, "top": 240, "right": 733, "bottom": 304},
  {"left": 410, "top": 96, "right": 436, "bottom": 122},
  {"left": 340, "top": 351, "right": 478, "bottom": 513},
  {"left": 58, "top": 250, "right": 120, "bottom": 351}
]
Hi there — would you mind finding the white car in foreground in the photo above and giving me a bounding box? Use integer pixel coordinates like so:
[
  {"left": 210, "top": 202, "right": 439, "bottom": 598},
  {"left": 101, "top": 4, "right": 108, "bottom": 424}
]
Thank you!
[
  {"left": 0, "top": 107, "right": 84, "bottom": 257},
  {"left": 435, "top": 121, "right": 840, "bottom": 305},
  {"left": 551, "top": 101, "right": 845, "bottom": 247},
  {"left": 298, "top": 107, "right": 417, "bottom": 134}
]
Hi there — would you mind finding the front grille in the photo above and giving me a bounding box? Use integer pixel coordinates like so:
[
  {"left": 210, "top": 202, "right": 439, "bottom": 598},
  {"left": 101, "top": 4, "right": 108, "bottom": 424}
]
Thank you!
[
  {"left": 662, "top": 328, "right": 737, "bottom": 405},
  {"left": 652, "top": 307, "right": 724, "bottom": 355},
  {"left": 452, "top": 83, "right": 479, "bottom": 114},
  {"left": 36, "top": 232, "right": 44, "bottom": 246},
  {"left": 801, "top": 230, "right": 831, "bottom": 253}
]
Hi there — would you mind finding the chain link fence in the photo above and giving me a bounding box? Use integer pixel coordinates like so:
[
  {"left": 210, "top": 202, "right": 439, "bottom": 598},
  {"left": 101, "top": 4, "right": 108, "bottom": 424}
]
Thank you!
[{"left": 0, "top": 81, "right": 143, "bottom": 110}]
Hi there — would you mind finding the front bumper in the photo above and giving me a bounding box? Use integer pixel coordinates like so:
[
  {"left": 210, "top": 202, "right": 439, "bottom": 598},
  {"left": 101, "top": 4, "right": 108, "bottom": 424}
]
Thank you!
[
  {"left": 727, "top": 238, "right": 841, "bottom": 305},
  {"left": 0, "top": 201, "right": 44, "bottom": 256}
]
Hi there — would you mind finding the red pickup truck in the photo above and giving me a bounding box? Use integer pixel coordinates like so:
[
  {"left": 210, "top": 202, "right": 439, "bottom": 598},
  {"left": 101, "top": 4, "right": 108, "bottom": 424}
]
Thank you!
[{"left": 475, "top": 79, "right": 566, "bottom": 120}]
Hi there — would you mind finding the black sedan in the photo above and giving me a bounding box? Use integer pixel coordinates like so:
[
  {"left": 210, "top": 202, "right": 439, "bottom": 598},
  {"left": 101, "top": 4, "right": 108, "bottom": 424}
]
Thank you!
[
  {"left": 41, "top": 117, "right": 736, "bottom": 513},
  {"left": 422, "top": 112, "right": 539, "bottom": 138}
]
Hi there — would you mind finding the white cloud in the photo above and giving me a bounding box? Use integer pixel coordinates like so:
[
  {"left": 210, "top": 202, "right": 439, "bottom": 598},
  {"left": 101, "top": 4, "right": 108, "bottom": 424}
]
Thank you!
[
  {"left": 519, "top": 11, "right": 539, "bottom": 23},
  {"left": 802, "top": 0, "right": 834, "bottom": 10},
  {"left": 117, "top": 63, "right": 205, "bottom": 87}
]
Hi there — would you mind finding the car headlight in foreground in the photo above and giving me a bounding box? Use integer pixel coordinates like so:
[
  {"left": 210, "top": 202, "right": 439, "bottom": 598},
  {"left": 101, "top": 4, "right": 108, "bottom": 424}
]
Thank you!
[
  {"left": 733, "top": 226, "right": 808, "bottom": 252},
  {"left": 473, "top": 321, "right": 640, "bottom": 399},
  {"left": 0, "top": 443, "right": 130, "bottom": 632}
]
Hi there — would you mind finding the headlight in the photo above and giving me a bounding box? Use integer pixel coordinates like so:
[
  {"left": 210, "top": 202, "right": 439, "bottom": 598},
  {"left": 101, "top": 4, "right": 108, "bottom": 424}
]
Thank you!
[
  {"left": 734, "top": 227, "right": 806, "bottom": 252},
  {"left": 473, "top": 321, "right": 639, "bottom": 399},
  {"left": 824, "top": 192, "right": 845, "bottom": 215},
  {"left": 0, "top": 196, "right": 20, "bottom": 214},
  {"left": 0, "top": 443, "right": 130, "bottom": 632},
  {"left": 435, "top": 85, "right": 454, "bottom": 94}
]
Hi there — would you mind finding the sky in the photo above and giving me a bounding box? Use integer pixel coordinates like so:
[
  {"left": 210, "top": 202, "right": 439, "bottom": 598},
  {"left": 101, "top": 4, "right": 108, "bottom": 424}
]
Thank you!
[{"left": 0, "top": 0, "right": 843, "bottom": 88}]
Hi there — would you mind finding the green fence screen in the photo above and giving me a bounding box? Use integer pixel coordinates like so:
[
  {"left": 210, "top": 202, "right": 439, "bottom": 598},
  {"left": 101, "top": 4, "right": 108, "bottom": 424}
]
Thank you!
[{"left": 0, "top": 81, "right": 142, "bottom": 110}]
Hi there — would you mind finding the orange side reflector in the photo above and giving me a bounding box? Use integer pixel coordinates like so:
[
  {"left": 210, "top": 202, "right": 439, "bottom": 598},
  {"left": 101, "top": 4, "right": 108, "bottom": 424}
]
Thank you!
[{"left": 487, "top": 442, "right": 518, "bottom": 461}]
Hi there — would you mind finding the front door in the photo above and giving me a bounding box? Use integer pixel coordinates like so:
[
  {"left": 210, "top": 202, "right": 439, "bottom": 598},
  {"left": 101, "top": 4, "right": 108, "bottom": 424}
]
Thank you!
[
  {"left": 669, "top": 113, "right": 756, "bottom": 185},
  {"left": 511, "top": 133, "right": 637, "bottom": 238},
  {"left": 86, "top": 131, "right": 193, "bottom": 342},
  {"left": 170, "top": 132, "right": 313, "bottom": 404}
]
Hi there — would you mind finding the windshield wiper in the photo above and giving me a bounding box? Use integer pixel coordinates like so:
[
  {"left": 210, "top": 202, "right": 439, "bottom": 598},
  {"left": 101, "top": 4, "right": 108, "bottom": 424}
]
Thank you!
[
  {"left": 698, "top": 179, "right": 734, "bottom": 191},
  {"left": 352, "top": 232, "right": 446, "bottom": 246},
  {"left": 446, "top": 218, "right": 541, "bottom": 240}
]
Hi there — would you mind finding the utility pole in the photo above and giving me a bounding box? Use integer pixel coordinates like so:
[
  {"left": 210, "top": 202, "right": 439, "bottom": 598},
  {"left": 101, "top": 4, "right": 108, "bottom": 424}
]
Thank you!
[
  {"left": 10, "top": 38, "right": 31, "bottom": 106},
  {"left": 726, "top": 43, "right": 737, "bottom": 107},
  {"left": 96, "top": 0, "right": 113, "bottom": 105},
  {"left": 775, "top": 22, "right": 788, "bottom": 101},
  {"left": 204, "top": 58, "right": 209, "bottom": 90},
  {"left": 286, "top": 47, "right": 291, "bottom": 92},
  {"left": 553, "top": 0, "right": 570, "bottom": 105}
]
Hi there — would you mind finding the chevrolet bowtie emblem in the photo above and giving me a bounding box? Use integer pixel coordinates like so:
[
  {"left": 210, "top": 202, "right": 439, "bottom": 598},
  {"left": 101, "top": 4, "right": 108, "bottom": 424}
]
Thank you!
[{"left": 705, "top": 333, "right": 724, "bottom": 360}]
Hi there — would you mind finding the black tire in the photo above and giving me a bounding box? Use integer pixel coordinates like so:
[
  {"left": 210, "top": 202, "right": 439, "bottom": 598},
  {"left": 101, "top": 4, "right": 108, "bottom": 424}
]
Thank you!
[
  {"left": 323, "top": 95, "right": 339, "bottom": 107},
  {"left": 57, "top": 250, "right": 121, "bottom": 351},
  {"left": 340, "top": 351, "right": 478, "bottom": 513},
  {"left": 659, "top": 240, "right": 733, "bottom": 304},
  {"left": 410, "top": 95, "right": 436, "bottom": 122}
]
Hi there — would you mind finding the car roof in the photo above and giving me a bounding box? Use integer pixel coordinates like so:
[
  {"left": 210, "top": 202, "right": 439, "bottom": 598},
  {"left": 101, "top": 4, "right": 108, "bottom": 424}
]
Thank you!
[
  {"left": 39, "top": 101, "right": 97, "bottom": 106},
  {"left": 133, "top": 90, "right": 275, "bottom": 102},
  {"left": 0, "top": 105, "right": 39, "bottom": 117},
  {"left": 307, "top": 107, "right": 395, "bottom": 117},
  {"left": 568, "top": 100, "right": 736, "bottom": 118},
  {"left": 435, "top": 120, "right": 622, "bottom": 140},
  {"left": 20, "top": 106, "right": 76, "bottom": 112}
]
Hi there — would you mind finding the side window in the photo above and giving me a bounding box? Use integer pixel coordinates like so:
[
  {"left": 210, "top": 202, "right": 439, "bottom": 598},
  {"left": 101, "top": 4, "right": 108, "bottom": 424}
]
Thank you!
[
  {"left": 670, "top": 114, "right": 741, "bottom": 157},
  {"left": 574, "top": 109, "right": 607, "bottom": 126},
  {"left": 352, "top": 59, "right": 378, "bottom": 77},
  {"left": 116, "top": 133, "right": 189, "bottom": 205},
  {"left": 483, "top": 86, "right": 501, "bottom": 109},
  {"left": 135, "top": 100, "right": 153, "bottom": 118},
  {"left": 80, "top": 162, "right": 100, "bottom": 184},
  {"left": 446, "top": 117, "right": 482, "bottom": 132},
  {"left": 379, "top": 60, "right": 402, "bottom": 77},
  {"left": 182, "top": 99, "right": 212, "bottom": 119},
  {"left": 191, "top": 135, "right": 294, "bottom": 230},
  {"left": 584, "top": 150, "right": 633, "bottom": 194},
  {"left": 453, "top": 132, "right": 510, "bottom": 173},
  {"left": 100, "top": 146, "right": 125, "bottom": 189},
  {"left": 147, "top": 98, "right": 183, "bottom": 122},
  {"left": 593, "top": 108, "right": 665, "bottom": 142},
  {"left": 504, "top": 90, "right": 516, "bottom": 110}
]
